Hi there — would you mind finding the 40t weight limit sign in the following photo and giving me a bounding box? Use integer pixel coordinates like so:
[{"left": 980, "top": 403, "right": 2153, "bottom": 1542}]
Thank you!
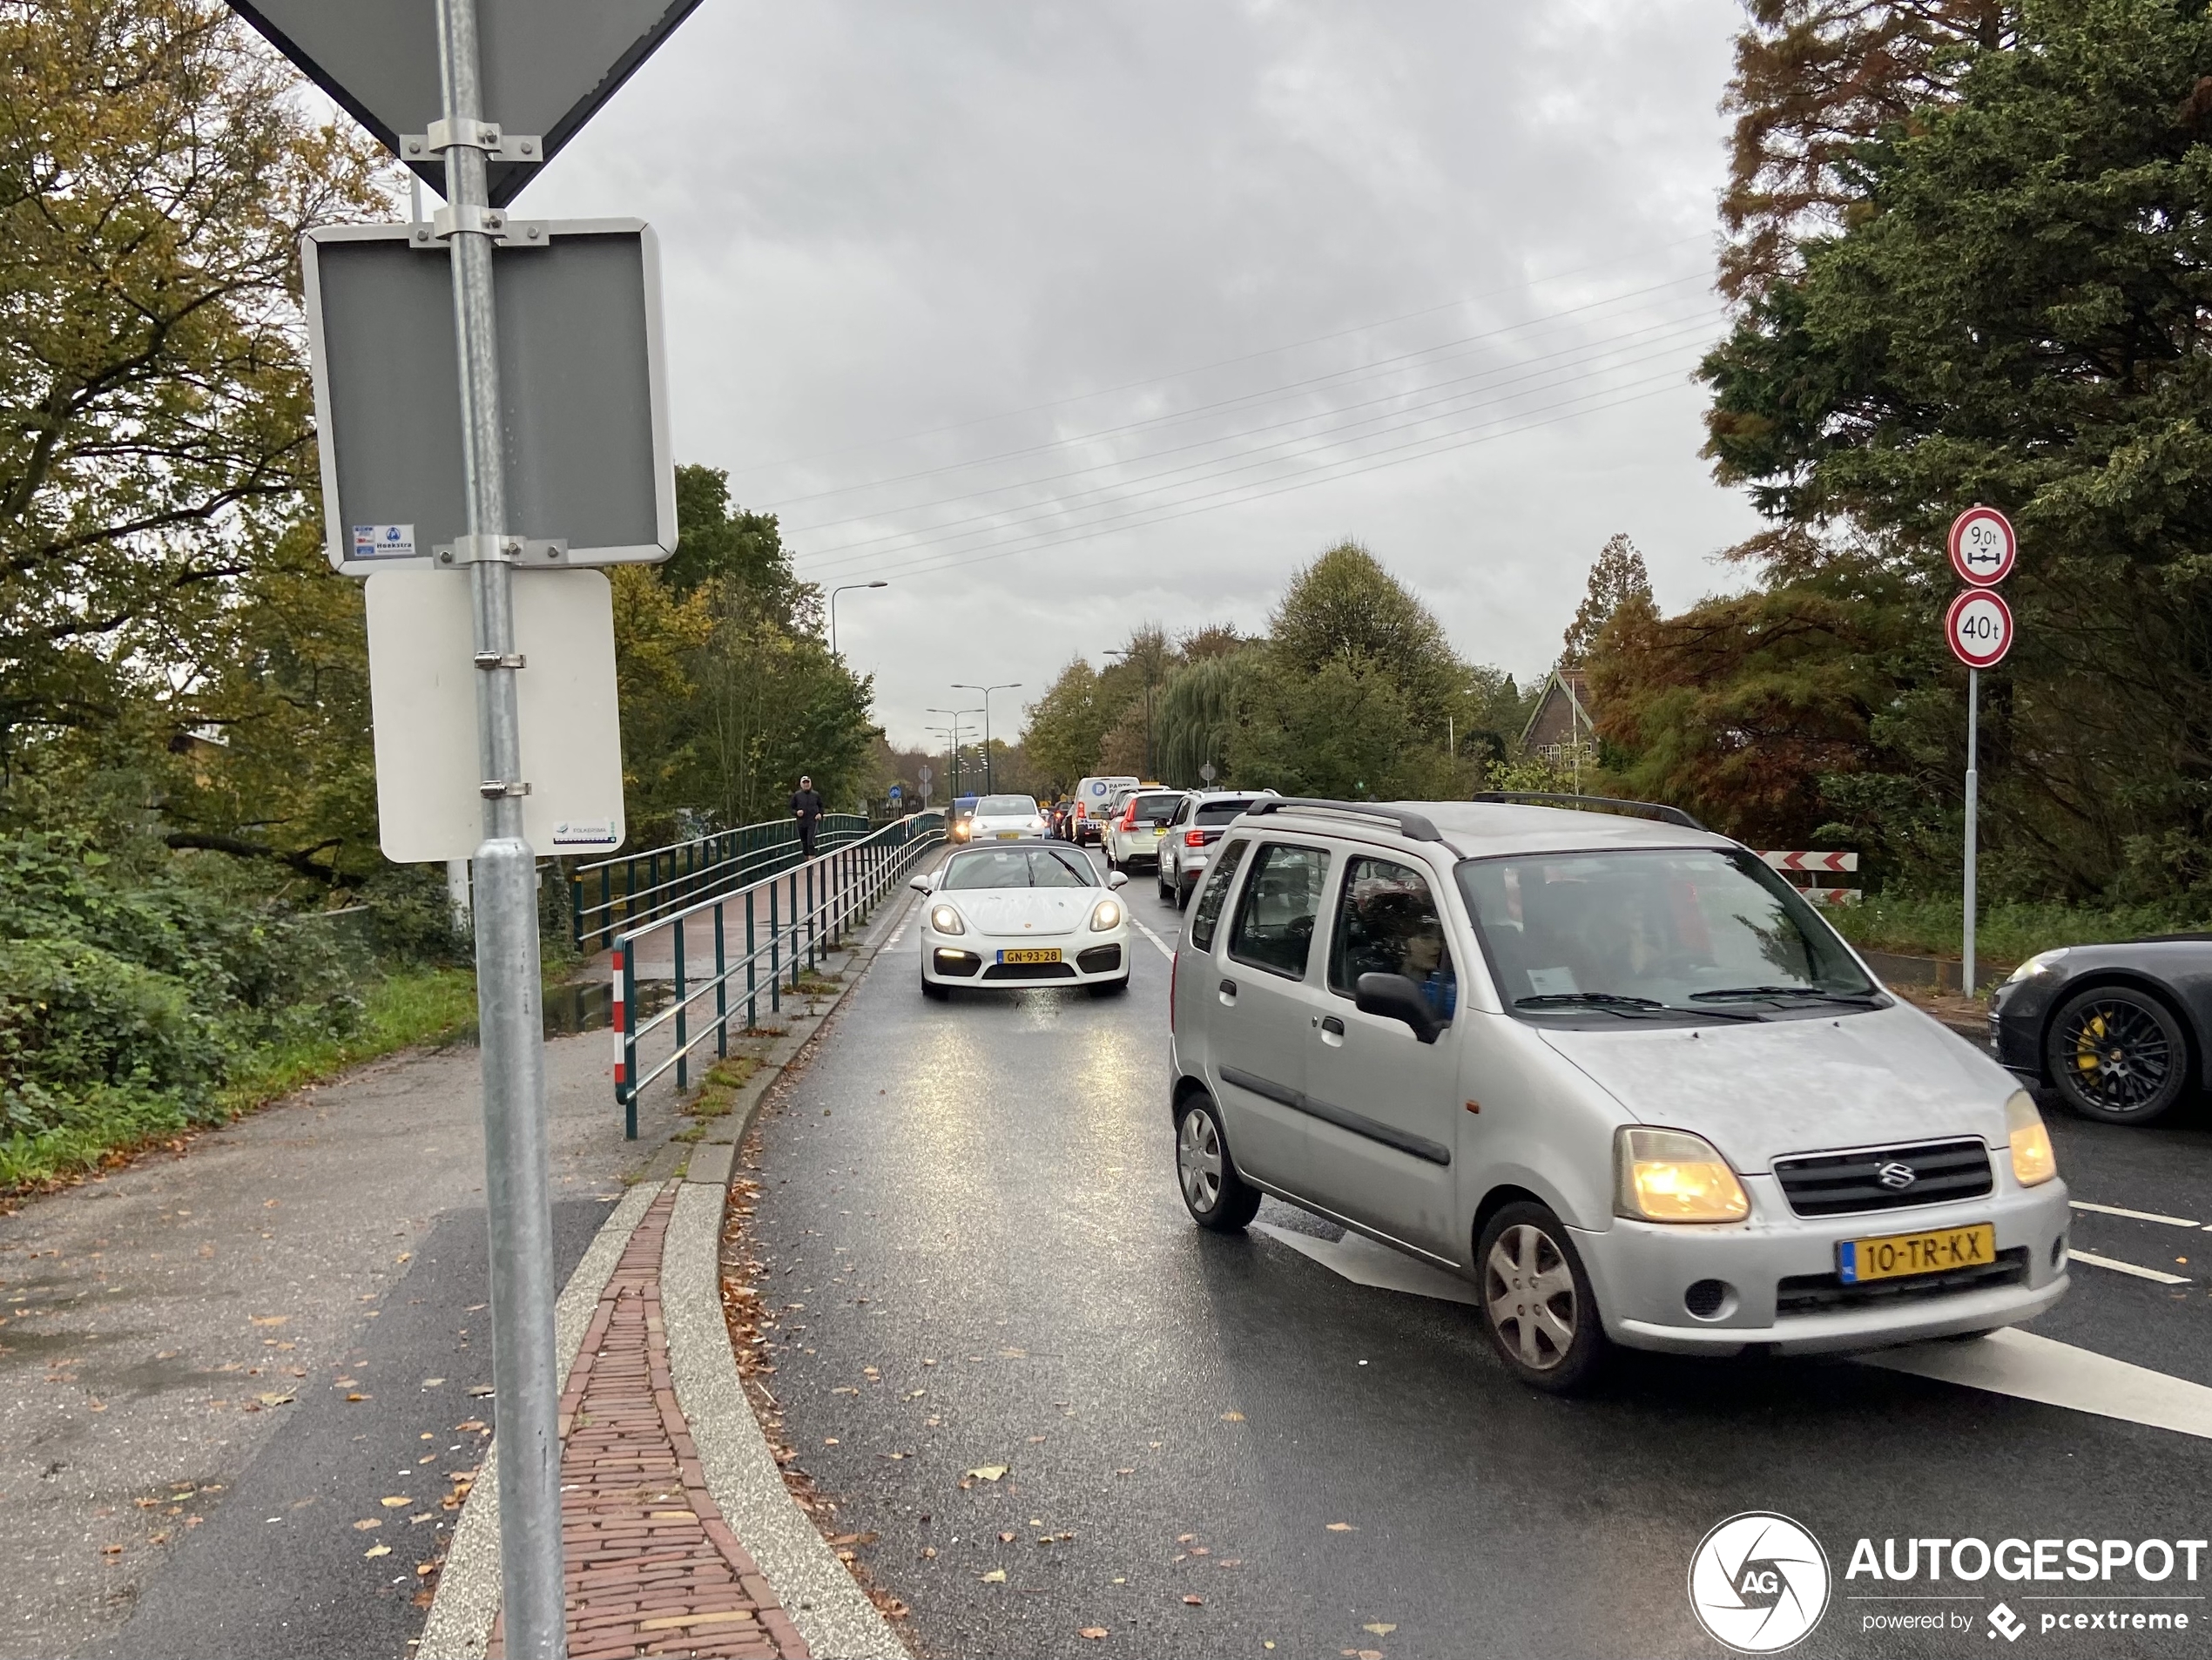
[{"left": 1946, "top": 588, "right": 2014, "bottom": 670}]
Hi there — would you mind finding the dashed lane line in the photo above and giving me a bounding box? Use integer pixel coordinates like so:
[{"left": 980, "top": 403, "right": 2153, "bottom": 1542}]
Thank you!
[
  {"left": 1130, "top": 918, "right": 1176, "bottom": 961},
  {"left": 1249, "top": 1223, "right": 2212, "bottom": 1441},
  {"left": 2069, "top": 1248, "right": 2190, "bottom": 1285},
  {"left": 2071, "top": 1199, "right": 2201, "bottom": 1228}
]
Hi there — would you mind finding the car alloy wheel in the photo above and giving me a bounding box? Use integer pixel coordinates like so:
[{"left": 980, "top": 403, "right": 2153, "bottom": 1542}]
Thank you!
[
  {"left": 1476, "top": 1202, "right": 1607, "bottom": 1392},
  {"left": 2047, "top": 986, "right": 2189, "bottom": 1124},
  {"left": 1175, "top": 1097, "right": 1260, "bottom": 1232}
]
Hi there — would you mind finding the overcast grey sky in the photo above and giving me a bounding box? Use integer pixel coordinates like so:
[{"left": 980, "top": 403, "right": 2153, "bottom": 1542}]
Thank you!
[{"left": 516, "top": 0, "right": 1764, "bottom": 749}]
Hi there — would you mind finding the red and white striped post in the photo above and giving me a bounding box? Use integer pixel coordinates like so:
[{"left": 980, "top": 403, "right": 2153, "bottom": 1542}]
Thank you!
[{"left": 610, "top": 947, "right": 631, "bottom": 1137}]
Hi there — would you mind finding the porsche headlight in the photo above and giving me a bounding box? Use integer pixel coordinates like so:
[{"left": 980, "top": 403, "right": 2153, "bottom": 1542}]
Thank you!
[
  {"left": 2006, "top": 948, "right": 2070, "bottom": 985},
  {"left": 2006, "top": 1089, "right": 2058, "bottom": 1186},
  {"left": 1089, "top": 899, "right": 1122, "bottom": 932},
  {"left": 1614, "top": 1127, "right": 1750, "bottom": 1223},
  {"left": 928, "top": 903, "right": 965, "bottom": 935}
]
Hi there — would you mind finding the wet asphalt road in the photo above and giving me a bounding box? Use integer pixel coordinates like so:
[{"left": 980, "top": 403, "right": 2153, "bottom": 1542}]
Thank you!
[{"left": 743, "top": 849, "right": 2212, "bottom": 1660}]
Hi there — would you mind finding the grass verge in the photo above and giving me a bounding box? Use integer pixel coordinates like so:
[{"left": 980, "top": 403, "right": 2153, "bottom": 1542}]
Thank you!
[
  {"left": 1826, "top": 893, "right": 2212, "bottom": 966},
  {"left": 0, "top": 966, "right": 478, "bottom": 1203}
]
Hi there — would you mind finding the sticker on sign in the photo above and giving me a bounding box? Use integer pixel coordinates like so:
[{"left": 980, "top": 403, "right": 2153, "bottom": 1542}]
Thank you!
[
  {"left": 351, "top": 523, "right": 416, "bottom": 559},
  {"left": 1946, "top": 588, "right": 2014, "bottom": 669},
  {"left": 1948, "top": 505, "right": 2016, "bottom": 586}
]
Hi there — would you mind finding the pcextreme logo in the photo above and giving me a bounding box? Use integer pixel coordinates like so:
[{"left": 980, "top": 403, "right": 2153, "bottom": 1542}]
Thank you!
[{"left": 1689, "top": 1512, "right": 1832, "bottom": 1653}]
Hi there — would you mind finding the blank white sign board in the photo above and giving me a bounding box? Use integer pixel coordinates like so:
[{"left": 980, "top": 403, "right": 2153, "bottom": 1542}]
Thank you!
[{"left": 365, "top": 569, "right": 625, "bottom": 863}]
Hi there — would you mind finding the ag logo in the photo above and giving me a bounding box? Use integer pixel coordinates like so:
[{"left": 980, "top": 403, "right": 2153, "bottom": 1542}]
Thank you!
[{"left": 1688, "top": 1512, "right": 1831, "bottom": 1653}]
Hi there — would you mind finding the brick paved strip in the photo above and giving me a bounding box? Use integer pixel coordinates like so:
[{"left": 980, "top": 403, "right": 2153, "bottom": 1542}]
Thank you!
[{"left": 489, "top": 1187, "right": 808, "bottom": 1659}]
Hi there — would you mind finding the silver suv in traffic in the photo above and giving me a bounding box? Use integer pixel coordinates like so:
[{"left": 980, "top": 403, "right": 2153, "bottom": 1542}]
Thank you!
[
  {"left": 1157, "top": 789, "right": 1277, "bottom": 908},
  {"left": 1167, "top": 796, "right": 2069, "bottom": 1391}
]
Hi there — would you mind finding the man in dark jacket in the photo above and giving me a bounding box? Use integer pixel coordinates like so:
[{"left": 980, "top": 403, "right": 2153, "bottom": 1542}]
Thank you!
[{"left": 791, "top": 775, "right": 825, "bottom": 857}]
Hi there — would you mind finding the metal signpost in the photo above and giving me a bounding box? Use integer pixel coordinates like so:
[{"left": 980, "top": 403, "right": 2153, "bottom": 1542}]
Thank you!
[
  {"left": 1946, "top": 506, "right": 2019, "bottom": 999},
  {"left": 918, "top": 763, "right": 934, "bottom": 807},
  {"left": 225, "top": 3, "right": 703, "bottom": 1654}
]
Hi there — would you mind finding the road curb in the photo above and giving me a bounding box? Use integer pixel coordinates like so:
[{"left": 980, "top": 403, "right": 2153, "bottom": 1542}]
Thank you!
[{"left": 415, "top": 1178, "right": 665, "bottom": 1660}]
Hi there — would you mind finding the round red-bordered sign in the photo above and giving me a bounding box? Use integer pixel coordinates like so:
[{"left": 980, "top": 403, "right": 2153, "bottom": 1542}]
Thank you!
[
  {"left": 1948, "top": 505, "right": 2016, "bottom": 586},
  {"left": 1946, "top": 588, "right": 2013, "bottom": 669}
]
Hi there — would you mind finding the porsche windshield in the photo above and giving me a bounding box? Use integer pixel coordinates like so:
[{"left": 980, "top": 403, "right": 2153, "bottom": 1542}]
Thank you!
[
  {"left": 1456, "top": 848, "right": 1878, "bottom": 1019},
  {"left": 941, "top": 848, "right": 1096, "bottom": 889}
]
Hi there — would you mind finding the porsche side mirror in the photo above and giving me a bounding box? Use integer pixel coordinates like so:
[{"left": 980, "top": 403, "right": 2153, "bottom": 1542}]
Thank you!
[
  {"left": 1106, "top": 871, "right": 1129, "bottom": 890},
  {"left": 1356, "top": 972, "right": 1440, "bottom": 1044},
  {"left": 908, "top": 874, "right": 935, "bottom": 894}
]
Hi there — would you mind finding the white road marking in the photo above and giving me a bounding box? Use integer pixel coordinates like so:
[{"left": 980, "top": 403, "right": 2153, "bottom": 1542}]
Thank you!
[
  {"left": 2071, "top": 1199, "right": 2201, "bottom": 1228},
  {"left": 2068, "top": 1248, "right": 2190, "bottom": 1285},
  {"left": 1252, "top": 1221, "right": 2212, "bottom": 1440},
  {"left": 1130, "top": 918, "right": 1175, "bottom": 961}
]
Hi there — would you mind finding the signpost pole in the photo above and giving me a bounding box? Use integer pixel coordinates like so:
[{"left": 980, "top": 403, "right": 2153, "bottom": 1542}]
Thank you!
[
  {"left": 435, "top": 0, "right": 566, "bottom": 1654},
  {"left": 1964, "top": 668, "right": 1979, "bottom": 1000}
]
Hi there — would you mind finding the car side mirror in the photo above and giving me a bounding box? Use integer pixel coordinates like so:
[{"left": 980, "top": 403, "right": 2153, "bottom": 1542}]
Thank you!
[
  {"left": 1355, "top": 972, "right": 1440, "bottom": 1044},
  {"left": 908, "top": 874, "right": 935, "bottom": 894},
  {"left": 1106, "top": 870, "right": 1129, "bottom": 890}
]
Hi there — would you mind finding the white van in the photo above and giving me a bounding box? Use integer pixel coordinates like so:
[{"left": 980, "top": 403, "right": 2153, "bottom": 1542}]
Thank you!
[
  {"left": 1168, "top": 794, "right": 2069, "bottom": 1392},
  {"left": 1068, "top": 775, "right": 1139, "bottom": 846}
]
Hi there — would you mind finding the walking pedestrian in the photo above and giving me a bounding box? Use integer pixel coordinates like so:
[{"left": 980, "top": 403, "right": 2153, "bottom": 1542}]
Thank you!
[{"left": 791, "top": 774, "right": 826, "bottom": 858}]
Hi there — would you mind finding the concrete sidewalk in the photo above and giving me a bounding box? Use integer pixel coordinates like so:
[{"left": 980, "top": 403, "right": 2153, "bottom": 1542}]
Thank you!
[{"left": 0, "top": 868, "right": 923, "bottom": 1659}]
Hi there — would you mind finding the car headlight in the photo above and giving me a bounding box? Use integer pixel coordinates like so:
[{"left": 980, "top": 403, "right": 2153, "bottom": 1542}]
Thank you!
[
  {"left": 2006, "top": 1089, "right": 2058, "bottom": 1186},
  {"left": 1614, "top": 1127, "right": 1750, "bottom": 1223},
  {"left": 1089, "top": 899, "right": 1122, "bottom": 932},
  {"left": 929, "top": 903, "right": 965, "bottom": 935},
  {"left": 2005, "top": 948, "right": 2070, "bottom": 985}
]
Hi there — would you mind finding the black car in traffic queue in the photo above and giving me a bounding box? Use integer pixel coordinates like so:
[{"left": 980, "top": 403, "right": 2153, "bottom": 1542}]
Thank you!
[{"left": 1990, "top": 935, "right": 2212, "bottom": 1125}]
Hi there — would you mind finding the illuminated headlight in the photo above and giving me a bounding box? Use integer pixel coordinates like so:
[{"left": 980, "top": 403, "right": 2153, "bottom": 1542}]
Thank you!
[
  {"left": 1089, "top": 899, "right": 1122, "bottom": 932},
  {"left": 1614, "top": 1127, "right": 1750, "bottom": 1223},
  {"left": 2005, "top": 948, "right": 2069, "bottom": 985},
  {"left": 928, "top": 904, "right": 965, "bottom": 935},
  {"left": 2006, "top": 1089, "right": 2059, "bottom": 1186}
]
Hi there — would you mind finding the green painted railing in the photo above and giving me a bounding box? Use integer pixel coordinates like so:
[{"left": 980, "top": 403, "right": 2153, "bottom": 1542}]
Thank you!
[{"left": 570, "top": 813, "right": 869, "bottom": 952}]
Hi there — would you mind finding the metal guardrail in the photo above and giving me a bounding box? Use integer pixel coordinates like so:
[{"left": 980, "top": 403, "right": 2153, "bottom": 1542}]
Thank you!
[
  {"left": 609, "top": 811, "right": 946, "bottom": 1136},
  {"left": 570, "top": 813, "right": 870, "bottom": 951}
]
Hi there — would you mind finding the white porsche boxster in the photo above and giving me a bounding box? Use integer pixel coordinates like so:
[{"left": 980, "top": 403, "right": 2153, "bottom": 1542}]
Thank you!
[{"left": 911, "top": 845, "right": 1131, "bottom": 999}]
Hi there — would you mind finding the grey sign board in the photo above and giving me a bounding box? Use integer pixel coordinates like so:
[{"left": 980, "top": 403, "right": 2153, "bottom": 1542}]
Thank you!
[
  {"left": 303, "top": 220, "right": 676, "bottom": 574},
  {"left": 229, "top": 0, "right": 704, "bottom": 205}
]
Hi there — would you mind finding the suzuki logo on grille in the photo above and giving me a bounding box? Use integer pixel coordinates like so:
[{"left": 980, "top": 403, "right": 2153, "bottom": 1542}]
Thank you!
[{"left": 1876, "top": 1161, "right": 1918, "bottom": 1190}]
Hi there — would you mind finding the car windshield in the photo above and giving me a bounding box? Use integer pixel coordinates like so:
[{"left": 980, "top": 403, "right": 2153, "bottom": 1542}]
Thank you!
[
  {"left": 1455, "top": 848, "right": 1878, "bottom": 1018},
  {"left": 975, "top": 795, "right": 1036, "bottom": 815},
  {"left": 941, "top": 848, "right": 1096, "bottom": 889},
  {"left": 1196, "top": 798, "right": 1260, "bottom": 826}
]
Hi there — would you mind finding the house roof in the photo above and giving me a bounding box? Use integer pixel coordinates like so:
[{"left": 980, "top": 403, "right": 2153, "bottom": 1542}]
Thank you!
[{"left": 1518, "top": 667, "right": 1593, "bottom": 747}]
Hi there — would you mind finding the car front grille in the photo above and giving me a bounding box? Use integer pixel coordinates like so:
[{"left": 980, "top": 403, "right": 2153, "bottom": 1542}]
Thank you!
[
  {"left": 1771, "top": 1137, "right": 1993, "bottom": 1217},
  {"left": 1076, "top": 944, "right": 1123, "bottom": 974},
  {"left": 982, "top": 961, "right": 1076, "bottom": 981},
  {"left": 1776, "top": 1247, "right": 2028, "bottom": 1317}
]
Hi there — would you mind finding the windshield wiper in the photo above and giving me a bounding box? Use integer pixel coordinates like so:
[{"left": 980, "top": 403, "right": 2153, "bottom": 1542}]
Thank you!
[
  {"left": 1515, "top": 993, "right": 1764, "bottom": 1022},
  {"left": 1689, "top": 985, "right": 1885, "bottom": 1006}
]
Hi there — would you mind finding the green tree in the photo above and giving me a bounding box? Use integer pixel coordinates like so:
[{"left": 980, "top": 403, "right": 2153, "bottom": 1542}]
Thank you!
[{"left": 1021, "top": 658, "right": 1108, "bottom": 794}]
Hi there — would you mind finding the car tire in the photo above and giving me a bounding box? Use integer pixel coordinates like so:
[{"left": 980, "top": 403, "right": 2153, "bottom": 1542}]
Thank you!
[
  {"left": 1174, "top": 879, "right": 1192, "bottom": 911},
  {"left": 2045, "top": 983, "right": 2192, "bottom": 1124},
  {"left": 1086, "top": 975, "right": 1130, "bottom": 998},
  {"left": 1175, "top": 1094, "right": 1262, "bottom": 1232},
  {"left": 921, "top": 972, "right": 950, "bottom": 1002},
  {"left": 1475, "top": 1202, "right": 1609, "bottom": 1393}
]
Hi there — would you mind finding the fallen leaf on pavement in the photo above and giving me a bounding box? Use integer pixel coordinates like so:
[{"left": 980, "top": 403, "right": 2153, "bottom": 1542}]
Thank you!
[
  {"left": 980, "top": 1569, "right": 1007, "bottom": 1583},
  {"left": 353, "top": 1520, "right": 382, "bottom": 1531},
  {"left": 256, "top": 1393, "right": 294, "bottom": 1407},
  {"left": 250, "top": 1316, "right": 288, "bottom": 1328},
  {"left": 1219, "top": 1411, "right": 1244, "bottom": 1422},
  {"left": 381, "top": 1496, "right": 410, "bottom": 1508},
  {"left": 346, "top": 1393, "right": 368, "bottom": 1403},
  {"left": 1326, "top": 1522, "right": 1356, "bottom": 1532},
  {"left": 364, "top": 1545, "right": 390, "bottom": 1559},
  {"left": 101, "top": 1545, "right": 123, "bottom": 1556},
  {"left": 1177, "top": 1534, "right": 1197, "bottom": 1544},
  {"left": 1079, "top": 1629, "right": 1109, "bottom": 1640},
  {"left": 999, "top": 1532, "right": 1015, "bottom": 1543},
  {"left": 921, "top": 1547, "right": 937, "bottom": 1559},
  {"left": 1182, "top": 1595, "right": 1204, "bottom": 1606},
  {"left": 421, "top": 1377, "right": 445, "bottom": 1387},
  {"left": 1115, "top": 1468, "right": 1134, "bottom": 1475},
  {"left": 966, "top": 1465, "right": 1008, "bottom": 1481},
  {"left": 1364, "top": 1623, "right": 1397, "bottom": 1636}
]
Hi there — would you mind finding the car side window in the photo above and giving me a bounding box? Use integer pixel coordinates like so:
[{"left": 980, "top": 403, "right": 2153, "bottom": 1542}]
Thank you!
[
  {"left": 1186, "top": 839, "right": 1249, "bottom": 952},
  {"left": 1328, "top": 856, "right": 1456, "bottom": 1022},
  {"left": 1227, "top": 842, "right": 1331, "bottom": 980}
]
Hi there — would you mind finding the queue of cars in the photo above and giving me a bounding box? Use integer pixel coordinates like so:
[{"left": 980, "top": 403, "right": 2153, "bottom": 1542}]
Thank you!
[{"left": 909, "top": 784, "right": 2106, "bottom": 1395}]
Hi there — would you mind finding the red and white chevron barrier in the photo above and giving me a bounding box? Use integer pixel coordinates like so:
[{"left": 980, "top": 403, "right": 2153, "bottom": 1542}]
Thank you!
[{"left": 1757, "top": 850, "right": 1858, "bottom": 874}]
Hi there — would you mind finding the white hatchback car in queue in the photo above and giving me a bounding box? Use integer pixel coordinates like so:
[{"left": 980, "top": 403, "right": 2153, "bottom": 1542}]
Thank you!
[
  {"left": 914, "top": 844, "right": 1131, "bottom": 998},
  {"left": 1167, "top": 795, "right": 2070, "bottom": 1393},
  {"left": 967, "top": 793, "right": 1049, "bottom": 841}
]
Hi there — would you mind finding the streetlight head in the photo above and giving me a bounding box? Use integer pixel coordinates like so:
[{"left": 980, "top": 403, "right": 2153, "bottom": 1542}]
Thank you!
[{"left": 867, "top": 580, "right": 888, "bottom": 589}]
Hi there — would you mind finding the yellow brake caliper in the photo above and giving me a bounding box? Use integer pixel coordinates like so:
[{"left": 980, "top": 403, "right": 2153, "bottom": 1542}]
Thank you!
[{"left": 2075, "top": 1012, "right": 2106, "bottom": 1074}]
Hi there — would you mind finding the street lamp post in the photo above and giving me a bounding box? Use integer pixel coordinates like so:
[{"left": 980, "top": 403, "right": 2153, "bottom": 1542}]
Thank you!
[
  {"left": 950, "top": 681, "right": 1022, "bottom": 795},
  {"left": 828, "top": 580, "right": 889, "bottom": 658},
  {"left": 926, "top": 707, "right": 983, "bottom": 799}
]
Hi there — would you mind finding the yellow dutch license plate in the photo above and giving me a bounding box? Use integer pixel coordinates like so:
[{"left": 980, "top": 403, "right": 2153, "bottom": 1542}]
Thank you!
[
  {"left": 996, "top": 831, "right": 1022, "bottom": 840},
  {"left": 1838, "top": 1222, "right": 1995, "bottom": 1285},
  {"left": 997, "top": 948, "right": 1062, "bottom": 965},
  {"left": 1152, "top": 826, "right": 1166, "bottom": 836}
]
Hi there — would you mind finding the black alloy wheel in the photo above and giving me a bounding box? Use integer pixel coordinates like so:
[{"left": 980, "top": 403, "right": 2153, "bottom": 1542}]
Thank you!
[{"left": 2046, "top": 985, "right": 2191, "bottom": 1124}]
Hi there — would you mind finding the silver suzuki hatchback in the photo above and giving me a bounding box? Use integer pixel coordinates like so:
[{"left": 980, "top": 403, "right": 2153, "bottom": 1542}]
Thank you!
[{"left": 1167, "top": 797, "right": 2069, "bottom": 1392}]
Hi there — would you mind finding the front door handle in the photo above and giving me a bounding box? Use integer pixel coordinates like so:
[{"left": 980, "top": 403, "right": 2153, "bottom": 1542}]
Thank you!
[
  {"left": 1320, "top": 1016, "right": 1345, "bottom": 1035},
  {"left": 1218, "top": 977, "right": 1238, "bottom": 1005}
]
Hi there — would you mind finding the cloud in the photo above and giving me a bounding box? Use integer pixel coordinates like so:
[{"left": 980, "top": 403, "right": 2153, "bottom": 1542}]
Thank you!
[{"left": 517, "top": 0, "right": 1764, "bottom": 745}]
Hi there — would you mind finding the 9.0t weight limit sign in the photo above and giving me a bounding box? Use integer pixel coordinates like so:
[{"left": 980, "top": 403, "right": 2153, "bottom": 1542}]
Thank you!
[
  {"left": 1949, "top": 504, "right": 2017, "bottom": 586},
  {"left": 1946, "top": 588, "right": 2014, "bottom": 669}
]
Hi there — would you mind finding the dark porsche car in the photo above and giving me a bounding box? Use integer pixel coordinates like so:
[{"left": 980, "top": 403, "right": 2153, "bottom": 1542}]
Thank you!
[{"left": 1988, "top": 937, "right": 2212, "bottom": 1124}]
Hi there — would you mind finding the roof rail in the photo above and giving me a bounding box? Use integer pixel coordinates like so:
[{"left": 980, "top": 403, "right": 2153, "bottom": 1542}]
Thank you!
[
  {"left": 1243, "top": 798, "right": 1442, "bottom": 842},
  {"left": 1470, "top": 791, "right": 1709, "bottom": 832}
]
